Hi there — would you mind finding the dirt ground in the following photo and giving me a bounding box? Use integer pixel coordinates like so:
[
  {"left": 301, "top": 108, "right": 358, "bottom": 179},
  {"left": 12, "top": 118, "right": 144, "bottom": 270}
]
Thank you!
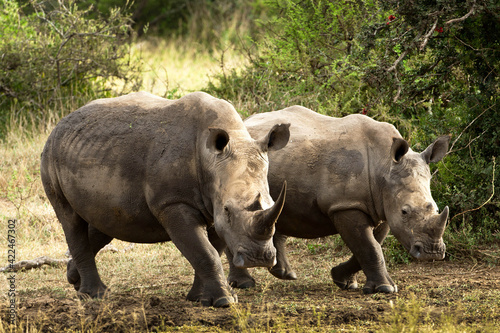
[{"left": 8, "top": 258, "right": 500, "bottom": 332}]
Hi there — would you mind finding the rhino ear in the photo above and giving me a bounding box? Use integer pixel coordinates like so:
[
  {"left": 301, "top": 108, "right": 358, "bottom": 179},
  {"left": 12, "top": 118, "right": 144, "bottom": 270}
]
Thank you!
[
  {"left": 207, "top": 128, "right": 229, "bottom": 153},
  {"left": 260, "top": 123, "right": 290, "bottom": 152},
  {"left": 421, "top": 135, "right": 450, "bottom": 164},
  {"left": 391, "top": 137, "right": 409, "bottom": 163}
]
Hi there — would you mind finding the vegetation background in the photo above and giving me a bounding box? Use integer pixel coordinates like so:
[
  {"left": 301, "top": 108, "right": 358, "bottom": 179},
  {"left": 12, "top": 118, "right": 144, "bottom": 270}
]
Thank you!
[{"left": 0, "top": 0, "right": 499, "bottom": 331}]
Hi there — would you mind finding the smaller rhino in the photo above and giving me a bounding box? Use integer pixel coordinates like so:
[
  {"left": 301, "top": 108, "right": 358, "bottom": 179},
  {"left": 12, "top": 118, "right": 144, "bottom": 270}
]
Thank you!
[
  {"left": 41, "top": 92, "right": 290, "bottom": 307},
  {"left": 228, "top": 106, "right": 450, "bottom": 294}
]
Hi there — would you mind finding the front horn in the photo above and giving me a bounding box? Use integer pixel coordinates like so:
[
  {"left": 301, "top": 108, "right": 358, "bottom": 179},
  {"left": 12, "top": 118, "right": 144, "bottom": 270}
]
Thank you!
[{"left": 253, "top": 181, "right": 287, "bottom": 237}]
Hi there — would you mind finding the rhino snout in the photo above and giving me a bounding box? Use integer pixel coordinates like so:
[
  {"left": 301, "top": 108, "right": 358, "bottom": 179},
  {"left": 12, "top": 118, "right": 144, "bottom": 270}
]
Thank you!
[
  {"left": 410, "top": 241, "right": 446, "bottom": 260},
  {"left": 233, "top": 248, "right": 277, "bottom": 269}
]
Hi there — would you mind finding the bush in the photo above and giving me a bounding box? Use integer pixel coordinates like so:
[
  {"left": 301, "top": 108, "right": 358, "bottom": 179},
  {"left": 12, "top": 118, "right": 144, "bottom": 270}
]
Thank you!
[
  {"left": 206, "top": 0, "right": 500, "bottom": 255},
  {"left": 0, "top": 0, "right": 142, "bottom": 137}
]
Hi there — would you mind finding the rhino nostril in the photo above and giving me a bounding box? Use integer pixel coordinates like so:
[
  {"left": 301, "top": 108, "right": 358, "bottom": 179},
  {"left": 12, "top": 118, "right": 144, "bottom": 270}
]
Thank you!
[
  {"left": 233, "top": 252, "right": 246, "bottom": 268},
  {"left": 264, "top": 249, "right": 275, "bottom": 261}
]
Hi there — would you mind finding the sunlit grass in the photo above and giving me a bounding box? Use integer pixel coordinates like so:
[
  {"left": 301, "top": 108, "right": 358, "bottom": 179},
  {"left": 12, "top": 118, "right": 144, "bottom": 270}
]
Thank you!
[{"left": 134, "top": 36, "right": 247, "bottom": 98}]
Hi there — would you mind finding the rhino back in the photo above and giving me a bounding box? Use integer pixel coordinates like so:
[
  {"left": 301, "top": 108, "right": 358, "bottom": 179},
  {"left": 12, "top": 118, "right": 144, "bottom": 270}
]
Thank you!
[
  {"left": 245, "top": 106, "right": 401, "bottom": 237},
  {"left": 41, "top": 92, "right": 242, "bottom": 242}
]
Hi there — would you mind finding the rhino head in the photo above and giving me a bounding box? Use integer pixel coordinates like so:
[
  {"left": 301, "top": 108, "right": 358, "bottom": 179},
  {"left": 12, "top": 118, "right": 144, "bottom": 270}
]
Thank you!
[
  {"left": 203, "top": 123, "right": 290, "bottom": 268},
  {"left": 382, "top": 135, "right": 450, "bottom": 260}
]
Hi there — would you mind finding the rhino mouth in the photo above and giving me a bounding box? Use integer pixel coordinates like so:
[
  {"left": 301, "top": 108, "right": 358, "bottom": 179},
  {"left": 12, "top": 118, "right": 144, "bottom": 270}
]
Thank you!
[
  {"left": 410, "top": 241, "right": 446, "bottom": 260},
  {"left": 233, "top": 248, "right": 277, "bottom": 269}
]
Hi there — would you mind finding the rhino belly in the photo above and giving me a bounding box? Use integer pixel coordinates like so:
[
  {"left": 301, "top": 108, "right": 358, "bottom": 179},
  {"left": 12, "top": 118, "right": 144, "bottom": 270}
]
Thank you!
[{"left": 56, "top": 164, "right": 171, "bottom": 243}]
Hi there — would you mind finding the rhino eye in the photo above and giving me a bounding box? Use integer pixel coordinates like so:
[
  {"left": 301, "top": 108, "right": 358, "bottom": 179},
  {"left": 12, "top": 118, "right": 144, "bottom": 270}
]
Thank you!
[
  {"left": 402, "top": 205, "right": 411, "bottom": 216},
  {"left": 224, "top": 206, "right": 231, "bottom": 222}
]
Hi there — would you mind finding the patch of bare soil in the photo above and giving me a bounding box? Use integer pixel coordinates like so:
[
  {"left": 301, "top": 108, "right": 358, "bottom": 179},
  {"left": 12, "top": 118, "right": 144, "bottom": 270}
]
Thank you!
[{"left": 6, "top": 260, "right": 500, "bottom": 331}]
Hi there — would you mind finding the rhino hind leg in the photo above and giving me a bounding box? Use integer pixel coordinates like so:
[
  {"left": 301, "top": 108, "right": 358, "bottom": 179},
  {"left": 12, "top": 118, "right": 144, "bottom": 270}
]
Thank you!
[
  {"left": 66, "top": 225, "right": 113, "bottom": 293},
  {"left": 331, "top": 210, "right": 397, "bottom": 294},
  {"left": 269, "top": 232, "right": 297, "bottom": 280},
  {"left": 53, "top": 203, "right": 108, "bottom": 299}
]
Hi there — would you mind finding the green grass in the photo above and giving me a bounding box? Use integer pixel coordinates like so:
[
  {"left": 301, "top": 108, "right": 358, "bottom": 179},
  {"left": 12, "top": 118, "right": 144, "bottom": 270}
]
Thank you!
[{"left": 134, "top": 36, "right": 247, "bottom": 98}]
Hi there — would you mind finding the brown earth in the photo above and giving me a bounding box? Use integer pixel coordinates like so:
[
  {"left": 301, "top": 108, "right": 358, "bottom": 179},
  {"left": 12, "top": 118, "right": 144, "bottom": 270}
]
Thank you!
[{"left": 7, "top": 259, "right": 500, "bottom": 332}]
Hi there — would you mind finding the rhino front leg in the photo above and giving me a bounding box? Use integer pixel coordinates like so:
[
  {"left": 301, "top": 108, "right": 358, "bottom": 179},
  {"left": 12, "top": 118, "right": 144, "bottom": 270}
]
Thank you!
[
  {"left": 331, "top": 222, "right": 390, "bottom": 291},
  {"left": 159, "top": 204, "right": 236, "bottom": 307},
  {"left": 187, "top": 227, "right": 237, "bottom": 302},
  {"left": 67, "top": 225, "right": 113, "bottom": 292},
  {"left": 269, "top": 232, "right": 297, "bottom": 280},
  {"left": 331, "top": 210, "right": 396, "bottom": 294}
]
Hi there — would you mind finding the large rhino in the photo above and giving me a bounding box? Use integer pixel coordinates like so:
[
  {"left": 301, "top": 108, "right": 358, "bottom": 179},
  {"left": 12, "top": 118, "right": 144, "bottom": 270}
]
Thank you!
[
  {"left": 227, "top": 106, "right": 450, "bottom": 294},
  {"left": 41, "top": 92, "right": 291, "bottom": 307}
]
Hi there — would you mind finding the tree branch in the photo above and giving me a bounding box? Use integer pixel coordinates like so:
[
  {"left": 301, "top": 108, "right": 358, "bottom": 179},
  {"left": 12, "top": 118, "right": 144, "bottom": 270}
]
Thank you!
[
  {"left": 445, "top": 2, "right": 476, "bottom": 25},
  {"left": 387, "top": 49, "right": 408, "bottom": 72},
  {"left": 420, "top": 18, "right": 438, "bottom": 51}
]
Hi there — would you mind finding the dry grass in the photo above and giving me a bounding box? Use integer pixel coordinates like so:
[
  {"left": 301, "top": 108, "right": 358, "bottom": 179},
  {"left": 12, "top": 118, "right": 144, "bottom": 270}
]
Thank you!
[{"left": 1, "top": 37, "right": 499, "bottom": 333}]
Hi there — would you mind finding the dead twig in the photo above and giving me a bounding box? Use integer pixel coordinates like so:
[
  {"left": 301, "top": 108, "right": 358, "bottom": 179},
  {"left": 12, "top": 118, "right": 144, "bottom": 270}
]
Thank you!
[
  {"left": 2, "top": 244, "right": 135, "bottom": 273},
  {"left": 1, "top": 256, "right": 70, "bottom": 273}
]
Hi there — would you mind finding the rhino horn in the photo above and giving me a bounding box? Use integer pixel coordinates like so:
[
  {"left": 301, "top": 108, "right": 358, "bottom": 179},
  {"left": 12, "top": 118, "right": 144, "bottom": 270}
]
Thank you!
[
  {"left": 439, "top": 206, "right": 449, "bottom": 230},
  {"left": 253, "top": 181, "right": 287, "bottom": 237},
  {"left": 432, "top": 206, "right": 449, "bottom": 238}
]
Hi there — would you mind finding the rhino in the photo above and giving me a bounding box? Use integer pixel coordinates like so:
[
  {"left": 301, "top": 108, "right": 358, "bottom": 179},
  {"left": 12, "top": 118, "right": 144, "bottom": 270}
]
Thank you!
[
  {"left": 227, "top": 106, "right": 450, "bottom": 294},
  {"left": 40, "top": 91, "right": 291, "bottom": 307}
]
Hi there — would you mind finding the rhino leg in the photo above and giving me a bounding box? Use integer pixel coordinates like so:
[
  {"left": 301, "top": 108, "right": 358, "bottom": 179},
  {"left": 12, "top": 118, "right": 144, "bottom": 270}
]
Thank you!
[
  {"left": 331, "top": 210, "right": 397, "bottom": 294},
  {"left": 226, "top": 250, "right": 256, "bottom": 289},
  {"left": 159, "top": 204, "right": 236, "bottom": 308},
  {"left": 331, "top": 222, "right": 390, "bottom": 290},
  {"left": 187, "top": 227, "right": 237, "bottom": 303},
  {"left": 269, "top": 232, "right": 297, "bottom": 280},
  {"left": 55, "top": 203, "right": 107, "bottom": 299},
  {"left": 67, "top": 225, "right": 113, "bottom": 292}
]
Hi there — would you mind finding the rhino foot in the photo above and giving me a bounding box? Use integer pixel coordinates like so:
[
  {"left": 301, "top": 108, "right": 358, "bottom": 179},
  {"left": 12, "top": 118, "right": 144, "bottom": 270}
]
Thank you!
[
  {"left": 187, "top": 282, "right": 238, "bottom": 307},
  {"left": 362, "top": 284, "right": 398, "bottom": 294},
  {"left": 227, "top": 269, "right": 256, "bottom": 289},
  {"left": 269, "top": 267, "right": 297, "bottom": 280},
  {"left": 201, "top": 295, "right": 237, "bottom": 308},
  {"left": 331, "top": 266, "right": 358, "bottom": 290},
  {"left": 76, "top": 283, "right": 108, "bottom": 299},
  {"left": 333, "top": 279, "right": 358, "bottom": 290},
  {"left": 229, "top": 278, "right": 255, "bottom": 289}
]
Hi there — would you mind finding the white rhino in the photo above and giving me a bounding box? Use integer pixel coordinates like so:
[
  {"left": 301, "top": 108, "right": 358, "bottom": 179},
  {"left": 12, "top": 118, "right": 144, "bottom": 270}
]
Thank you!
[
  {"left": 227, "top": 106, "right": 449, "bottom": 294},
  {"left": 41, "top": 92, "right": 290, "bottom": 307}
]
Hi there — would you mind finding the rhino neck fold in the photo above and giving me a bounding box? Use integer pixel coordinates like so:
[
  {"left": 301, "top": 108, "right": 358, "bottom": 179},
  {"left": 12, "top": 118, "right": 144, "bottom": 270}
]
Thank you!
[{"left": 365, "top": 146, "right": 388, "bottom": 223}]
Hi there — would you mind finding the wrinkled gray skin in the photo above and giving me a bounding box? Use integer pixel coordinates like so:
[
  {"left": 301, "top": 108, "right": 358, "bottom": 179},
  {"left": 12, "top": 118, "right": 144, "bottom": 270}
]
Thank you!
[
  {"left": 227, "top": 106, "right": 450, "bottom": 294},
  {"left": 41, "top": 92, "right": 291, "bottom": 307}
]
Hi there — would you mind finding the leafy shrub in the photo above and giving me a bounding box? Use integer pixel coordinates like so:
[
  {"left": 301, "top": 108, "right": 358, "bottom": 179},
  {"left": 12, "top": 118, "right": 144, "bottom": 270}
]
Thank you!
[
  {"left": 0, "top": 0, "right": 142, "bottom": 136},
  {"left": 207, "top": 0, "right": 499, "bottom": 256}
]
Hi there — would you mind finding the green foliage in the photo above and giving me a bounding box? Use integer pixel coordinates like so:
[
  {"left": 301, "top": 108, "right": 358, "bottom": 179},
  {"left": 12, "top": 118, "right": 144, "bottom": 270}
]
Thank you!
[
  {"left": 383, "top": 235, "right": 412, "bottom": 265},
  {"left": 79, "top": 0, "right": 266, "bottom": 49},
  {"left": 207, "top": 0, "right": 500, "bottom": 253},
  {"left": 0, "top": 0, "right": 142, "bottom": 137}
]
